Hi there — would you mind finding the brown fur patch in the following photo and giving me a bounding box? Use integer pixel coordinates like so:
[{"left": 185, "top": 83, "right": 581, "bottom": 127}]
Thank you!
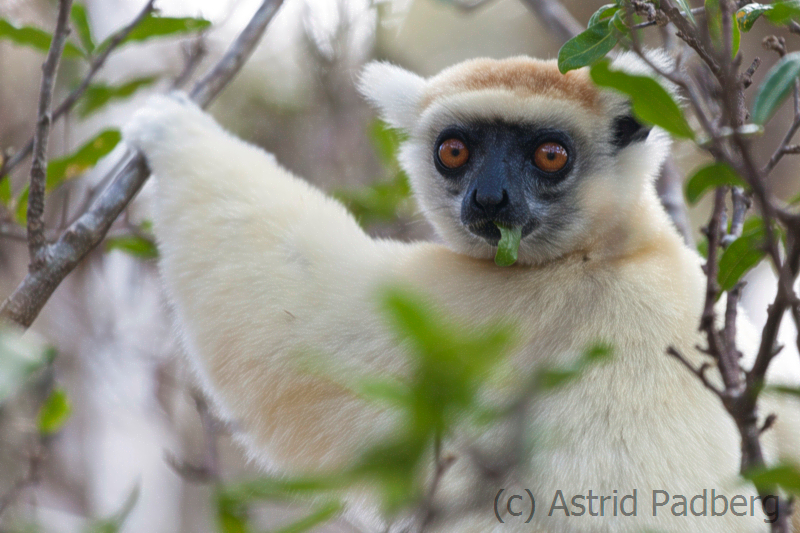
[{"left": 421, "top": 56, "right": 601, "bottom": 112}]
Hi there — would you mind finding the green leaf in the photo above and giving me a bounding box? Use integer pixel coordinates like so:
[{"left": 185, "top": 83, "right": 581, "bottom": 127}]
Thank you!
[
  {"left": 674, "top": 0, "right": 696, "bottom": 24},
  {"left": 697, "top": 239, "right": 709, "bottom": 259},
  {"left": 557, "top": 21, "right": 619, "bottom": 74},
  {"left": 71, "top": 3, "right": 94, "bottom": 54},
  {"left": 354, "top": 378, "right": 411, "bottom": 407},
  {"left": 590, "top": 59, "right": 695, "bottom": 140},
  {"left": 0, "top": 328, "right": 52, "bottom": 403},
  {"left": 368, "top": 119, "right": 405, "bottom": 167},
  {"left": 272, "top": 500, "right": 343, "bottom": 533},
  {"left": 494, "top": 223, "right": 521, "bottom": 266},
  {"left": 589, "top": 4, "right": 619, "bottom": 27},
  {"left": 535, "top": 341, "right": 614, "bottom": 391},
  {"left": 15, "top": 187, "right": 28, "bottom": 225},
  {"left": 765, "top": 1, "right": 800, "bottom": 25},
  {"left": 752, "top": 52, "right": 800, "bottom": 125},
  {"left": 98, "top": 15, "right": 211, "bottom": 52},
  {"left": 706, "top": 0, "right": 721, "bottom": 42},
  {"left": 47, "top": 129, "right": 122, "bottom": 190},
  {"left": 105, "top": 235, "right": 158, "bottom": 259},
  {"left": 216, "top": 504, "right": 247, "bottom": 533},
  {"left": 0, "top": 177, "right": 10, "bottom": 205},
  {"left": 0, "top": 19, "right": 84, "bottom": 58},
  {"left": 718, "top": 217, "right": 768, "bottom": 291},
  {"left": 732, "top": 14, "right": 741, "bottom": 58},
  {"left": 608, "top": 10, "right": 630, "bottom": 39},
  {"left": 334, "top": 173, "right": 412, "bottom": 226},
  {"left": 15, "top": 128, "right": 121, "bottom": 224},
  {"left": 744, "top": 463, "right": 800, "bottom": 494},
  {"left": 684, "top": 162, "right": 747, "bottom": 204},
  {"left": 37, "top": 387, "right": 71, "bottom": 435},
  {"left": 767, "top": 385, "right": 800, "bottom": 398},
  {"left": 334, "top": 120, "right": 412, "bottom": 227},
  {"left": 735, "top": 3, "right": 771, "bottom": 31},
  {"left": 78, "top": 77, "right": 158, "bottom": 117}
]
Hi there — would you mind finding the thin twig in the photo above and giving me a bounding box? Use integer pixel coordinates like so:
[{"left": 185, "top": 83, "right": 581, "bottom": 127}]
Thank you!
[
  {"left": 666, "top": 347, "right": 723, "bottom": 396},
  {"left": 0, "top": 0, "right": 157, "bottom": 183},
  {"left": 189, "top": 0, "right": 285, "bottom": 108},
  {"left": 172, "top": 34, "right": 208, "bottom": 90},
  {"left": 0, "top": 0, "right": 287, "bottom": 328},
  {"left": 27, "top": 0, "right": 74, "bottom": 267},
  {"left": 722, "top": 187, "right": 751, "bottom": 247},
  {"left": 631, "top": 6, "right": 704, "bottom": 30}
]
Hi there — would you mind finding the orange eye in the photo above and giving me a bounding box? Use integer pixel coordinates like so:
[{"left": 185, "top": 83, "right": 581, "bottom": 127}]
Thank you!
[
  {"left": 534, "top": 142, "right": 569, "bottom": 173},
  {"left": 437, "top": 138, "right": 470, "bottom": 169}
]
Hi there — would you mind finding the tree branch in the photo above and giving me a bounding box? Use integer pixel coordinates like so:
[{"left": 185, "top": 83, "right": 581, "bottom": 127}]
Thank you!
[
  {"left": 27, "top": 0, "right": 74, "bottom": 268},
  {"left": 0, "top": 0, "right": 287, "bottom": 328},
  {"left": 0, "top": 0, "right": 157, "bottom": 183},
  {"left": 189, "top": 0, "right": 285, "bottom": 108}
]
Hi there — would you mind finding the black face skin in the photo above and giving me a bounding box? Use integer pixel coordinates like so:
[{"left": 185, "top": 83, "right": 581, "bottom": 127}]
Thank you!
[
  {"left": 433, "top": 121, "right": 576, "bottom": 245},
  {"left": 432, "top": 117, "right": 649, "bottom": 246}
]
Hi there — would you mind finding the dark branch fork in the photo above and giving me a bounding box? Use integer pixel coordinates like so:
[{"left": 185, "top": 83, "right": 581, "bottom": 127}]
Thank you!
[
  {"left": 0, "top": 0, "right": 286, "bottom": 328},
  {"left": 624, "top": 0, "right": 800, "bottom": 530},
  {"left": 26, "top": 0, "right": 75, "bottom": 268}
]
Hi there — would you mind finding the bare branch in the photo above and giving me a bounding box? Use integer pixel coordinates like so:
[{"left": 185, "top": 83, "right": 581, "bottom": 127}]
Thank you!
[
  {"left": 189, "top": 0, "right": 285, "bottom": 108},
  {"left": 763, "top": 83, "right": 800, "bottom": 175},
  {"left": 0, "top": 0, "right": 287, "bottom": 328},
  {"left": 0, "top": 0, "right": 157, "bottom": 183},
  {"left": 666, "top": 347, "right": 723, "bottom": 397},
  {"left": 27, "top": 0, "right": 75, "bottom": 267},
  {"left": 632, "top": 6, "right": 704, "bottom": 30},
  {"left": 172, "top": 35, "right": 208, "bottom": 90}
]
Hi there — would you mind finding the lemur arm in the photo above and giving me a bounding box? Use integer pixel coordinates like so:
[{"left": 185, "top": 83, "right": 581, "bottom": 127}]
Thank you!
[{"left": 124, "top": 95, "right": 413, "bottom": 472}]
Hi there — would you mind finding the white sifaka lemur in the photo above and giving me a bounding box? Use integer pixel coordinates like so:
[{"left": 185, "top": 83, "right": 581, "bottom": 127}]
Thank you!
[{"left": 123, "top": 52, "right": 800, "bottom": 532}]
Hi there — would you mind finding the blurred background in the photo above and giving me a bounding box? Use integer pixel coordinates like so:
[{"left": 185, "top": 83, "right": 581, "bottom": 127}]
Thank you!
[{"left": 0, "top": 0, "right": 798, "bottom": 531}]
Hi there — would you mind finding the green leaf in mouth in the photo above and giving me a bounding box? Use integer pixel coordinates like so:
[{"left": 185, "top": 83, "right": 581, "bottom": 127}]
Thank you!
[{"left": 494, "top": 223, "right": 522, "bottom": 267}]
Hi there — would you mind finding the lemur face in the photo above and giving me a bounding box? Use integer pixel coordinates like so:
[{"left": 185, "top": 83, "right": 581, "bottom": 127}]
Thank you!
[
  {"left": 360, "top": 55, "right": 668, "bottom": 265},
  {"left": 430, "top": 121, "right": 577, "bottom": 247}
]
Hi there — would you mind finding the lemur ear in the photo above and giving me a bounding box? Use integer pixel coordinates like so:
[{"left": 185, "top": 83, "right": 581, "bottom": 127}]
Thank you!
[
  {"left": 359, "top": 61, "right": 426, "bottom": 131},
  {"left": 612, "top": 114, "right": 651, "bottom": 148}
]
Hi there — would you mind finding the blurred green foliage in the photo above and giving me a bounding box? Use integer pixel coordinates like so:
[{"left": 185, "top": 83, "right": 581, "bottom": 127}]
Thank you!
[
  {"left": 78, "top": 77, "right": 158, "bottom": 118},
  {"left": 0, "top": 329, "right": 54, "bottom": 404},
  {"left": 210, "top": 287, "right": 614, "bottom": 531},
  {"left": 37, "top": 387, "right": 71, "bottom": 435},
  {"left": 334, "top": 120, "right": 413, "bottom": 227},
  {"left": 14, "top": 129, "right": 122, "bottom": 224},
  {"left": 0, "top": 19, "right": 85, "bottom": 58},
  {"left": 105, "top": 234, "right": 158, "bottom": 260}
]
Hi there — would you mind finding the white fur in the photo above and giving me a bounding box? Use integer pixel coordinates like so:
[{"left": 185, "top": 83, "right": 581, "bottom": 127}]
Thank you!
[
  {"left": 358, "top": 61, "right": 426, "bottom": 130},
  {"left": 123, "top": 56, "right": 800, "bottom": 532}
]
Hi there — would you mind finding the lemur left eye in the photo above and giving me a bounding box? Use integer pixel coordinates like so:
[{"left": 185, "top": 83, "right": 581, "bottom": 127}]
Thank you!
[
  {"left": 534, "top": 142, "right": 568, "bottom": 173},
  {"left": 437, "top": 138, "right": 470, "bottom": 169}
]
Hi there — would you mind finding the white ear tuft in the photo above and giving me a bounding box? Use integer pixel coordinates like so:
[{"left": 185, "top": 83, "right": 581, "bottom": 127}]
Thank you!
[{"left": 358, "top": 61, "right": 426, "bottom": 131}]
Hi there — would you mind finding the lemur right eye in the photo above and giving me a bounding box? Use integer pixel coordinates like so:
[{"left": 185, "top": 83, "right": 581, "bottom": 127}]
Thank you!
[
  {"left": 533, "top": 142, "right": 568, "bottom": 173},
  {"left": 437, "top": 138, "right": 470, "bottom": 169}
]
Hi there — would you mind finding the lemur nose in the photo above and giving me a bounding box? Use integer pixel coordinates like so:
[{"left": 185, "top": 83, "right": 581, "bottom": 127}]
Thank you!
[{"left": 473, "top": 188, "right": 509, "bottom": 217}]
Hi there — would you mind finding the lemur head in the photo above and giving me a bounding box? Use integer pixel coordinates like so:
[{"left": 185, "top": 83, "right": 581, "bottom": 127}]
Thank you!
[{"left": 359, "top": 52, "right": 672, "bottom": 265}]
